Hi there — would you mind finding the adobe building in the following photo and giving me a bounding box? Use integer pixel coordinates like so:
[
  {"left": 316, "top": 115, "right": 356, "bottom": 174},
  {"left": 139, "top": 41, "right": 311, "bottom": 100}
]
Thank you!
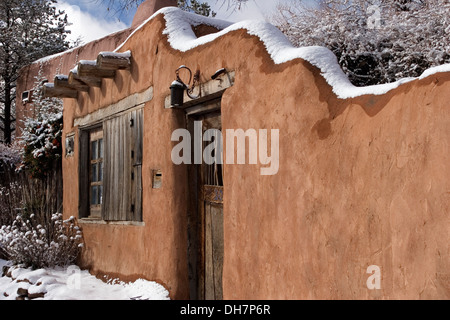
[{"left": 16, "top": 0, "right": 450, "bottom": 300}]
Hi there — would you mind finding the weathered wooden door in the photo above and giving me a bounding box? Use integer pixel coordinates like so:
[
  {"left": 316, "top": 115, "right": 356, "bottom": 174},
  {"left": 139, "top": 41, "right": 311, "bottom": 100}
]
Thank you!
[
  {"left": 201, "top": 112, "right": 223, "bottom": 300},
  {"left": 187, "top": 105, "right": 224, "bottom": 300}
]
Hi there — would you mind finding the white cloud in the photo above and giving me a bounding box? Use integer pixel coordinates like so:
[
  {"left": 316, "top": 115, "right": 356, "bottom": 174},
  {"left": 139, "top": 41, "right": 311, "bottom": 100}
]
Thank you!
[
  {"left": 54, "top": 0, "right": 290, "bottom": 45},
  {"left": 55, "top": 1, "right": 128, "bottom": 44}
]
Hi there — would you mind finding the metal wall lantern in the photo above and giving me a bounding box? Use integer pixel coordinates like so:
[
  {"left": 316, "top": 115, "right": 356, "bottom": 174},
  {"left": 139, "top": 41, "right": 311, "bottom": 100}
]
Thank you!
[
  {"left": 170, "top": 79, "right": 186, "bottom": 107},
  {"left": 170, "top": 65, "right": 201, "bottom": 108}
]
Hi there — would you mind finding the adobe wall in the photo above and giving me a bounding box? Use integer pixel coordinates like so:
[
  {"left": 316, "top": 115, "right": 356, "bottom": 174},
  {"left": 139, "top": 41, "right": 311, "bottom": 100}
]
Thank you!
[
  {"left": 223, "top": 59, "right": 450, "bottom": 300},
  {"left": 58, "top": 12, "right": 449, "bottom": 300}
]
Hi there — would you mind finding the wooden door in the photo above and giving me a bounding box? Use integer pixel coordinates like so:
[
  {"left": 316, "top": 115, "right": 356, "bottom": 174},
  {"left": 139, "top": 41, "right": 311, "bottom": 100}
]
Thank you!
[
  {"left": 188, "top": 107, "right": 224, "bottom": 300},
  {"left": 201, "top": 112, "right": 223, "bottom": 300},
  {"left": 203, "top": 186, "right": 223, "bottom": 300}
]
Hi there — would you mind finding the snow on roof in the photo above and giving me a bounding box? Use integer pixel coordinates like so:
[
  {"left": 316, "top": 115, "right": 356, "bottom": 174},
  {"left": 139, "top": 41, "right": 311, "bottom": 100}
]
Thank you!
[
  {"left": 116, "top": 7, "right": 450, "bottom": 100},
  {"left": 32, "top": 7, "right": 450, "bottom": 100},
  {"left": 31, "top": 29, "right": 131, "bottom": 65},
  {"left": 32, "top": 46, "right": 80, "bottom": 65}
]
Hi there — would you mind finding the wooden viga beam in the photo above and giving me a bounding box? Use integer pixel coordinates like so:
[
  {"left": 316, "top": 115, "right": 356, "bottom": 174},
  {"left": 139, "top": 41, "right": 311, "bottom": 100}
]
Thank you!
[
  {"left": 77, "top": 60, "right": 116, "bottom": 78},
  {"left": 68, "top": 66, "right": 102, "bottom": 88},
  {"left": 66, "top": 50, "right": 132, "bottom": 89},
  {"left": 55, "top": 74, "right": 89, "bottom": 92},
  {"left": 43, "top": 82, "right": 78, "bottom": 99},
  {"left": 97, "top": 50, "right": 132, "bottom": 70}
]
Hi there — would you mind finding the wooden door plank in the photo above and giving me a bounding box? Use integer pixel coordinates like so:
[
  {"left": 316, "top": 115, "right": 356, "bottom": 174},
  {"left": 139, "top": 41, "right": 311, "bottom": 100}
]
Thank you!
[
  {"left": 102, "top": 121, "right": 110, "bottom": 219},
  {"left": 119, "top": 113, "right": 128, "bottom": 221},
  {"left": 135, "top": 109, "right": 143, "bottom": 165},
  {"left": 126, "top": 111, "right": 133, "bottom": 221},
  {"left": 135, "top": 109, "right": 143, "bottom": 221},
  {"left": 204, "top": 203, "right": 214, "bottom": 300},
  {"left": 211, "top": 204, "right": 224, "bottom": 300},
  {"left": 112, "top": 117, "right": 120, "bottom": 220},
  {"left": 134, "top": 165, "right": 142, "bottom": 221}
]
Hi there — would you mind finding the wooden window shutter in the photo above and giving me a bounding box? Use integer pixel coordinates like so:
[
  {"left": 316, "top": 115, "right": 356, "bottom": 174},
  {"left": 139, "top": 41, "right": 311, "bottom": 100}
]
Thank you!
[
  {"left": 129, "top": 109, "right": 143, "bottom": 222},
  {"left": 102, "top": 108, "right": 143, "bottom": 221}
]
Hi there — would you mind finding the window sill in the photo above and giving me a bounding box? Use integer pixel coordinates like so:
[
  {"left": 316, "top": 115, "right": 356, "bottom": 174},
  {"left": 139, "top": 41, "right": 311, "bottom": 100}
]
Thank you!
[{"left": 79, "top": 218, "right": 145, "bottom": 227}]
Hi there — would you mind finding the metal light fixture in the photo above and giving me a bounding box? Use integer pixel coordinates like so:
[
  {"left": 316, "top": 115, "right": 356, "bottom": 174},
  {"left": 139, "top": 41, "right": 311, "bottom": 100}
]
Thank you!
[
  {"left": 170, "top": 79, "right": 186, "bottom": 108},
  {"left": 170, "top": 65, "right": 200, "bottom": 108}
]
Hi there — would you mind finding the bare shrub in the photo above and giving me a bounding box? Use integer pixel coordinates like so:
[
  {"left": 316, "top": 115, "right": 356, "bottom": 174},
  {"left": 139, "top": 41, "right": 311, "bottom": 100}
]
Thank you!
[{"left": 0, "top": 213, "right": 83, "bottom": 269}]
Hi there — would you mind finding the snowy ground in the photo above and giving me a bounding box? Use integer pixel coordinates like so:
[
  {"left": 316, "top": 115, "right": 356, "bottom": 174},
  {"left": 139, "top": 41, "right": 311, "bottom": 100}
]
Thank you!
[{"left": 0, "top": 259, "right": 170, "bottom": 300}]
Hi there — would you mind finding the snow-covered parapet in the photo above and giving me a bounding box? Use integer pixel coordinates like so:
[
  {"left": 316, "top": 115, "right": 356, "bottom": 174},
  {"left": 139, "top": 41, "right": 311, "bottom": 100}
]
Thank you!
[{"left": 116, "top": 7, "right": 450, "bottom": 99}]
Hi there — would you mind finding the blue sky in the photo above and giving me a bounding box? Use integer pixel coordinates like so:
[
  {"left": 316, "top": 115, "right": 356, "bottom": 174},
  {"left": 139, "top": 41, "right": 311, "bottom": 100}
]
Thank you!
[{"left": 55, "top": 0, "right": 290, "bottom": 44}]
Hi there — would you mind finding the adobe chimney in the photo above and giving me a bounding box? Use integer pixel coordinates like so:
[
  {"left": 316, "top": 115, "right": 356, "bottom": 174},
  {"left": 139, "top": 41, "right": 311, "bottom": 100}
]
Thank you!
[{"left": 131, "top": 0, "right": 178, "bottom": 28}]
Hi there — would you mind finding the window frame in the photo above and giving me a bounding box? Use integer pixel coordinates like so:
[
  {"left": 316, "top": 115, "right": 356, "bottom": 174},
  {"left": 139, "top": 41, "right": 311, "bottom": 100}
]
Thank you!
[
  {"left": 78, "top": 124, "right": 102, "bottom": 220},
  {"left": 89, "top": 129, "right": 104, "bottom": 219},
  {"left": 78, "top": 108, "right": 143, "bottom": 222}
]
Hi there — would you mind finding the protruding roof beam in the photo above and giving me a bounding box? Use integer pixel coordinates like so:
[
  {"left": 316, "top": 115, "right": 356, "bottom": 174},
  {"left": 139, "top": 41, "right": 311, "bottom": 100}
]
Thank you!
[
  {"left": 97, "top": 50, "right": 132, "bottom": 70},
  {"left": 69, "top": 67, "right": 102, "bottom": 88},
  {"left": 55, "top": 74, "right": 89, "bottom": 92},
  {"left": 43, "top": 83, "right": 78, "bottom": 99},
  {"left": 77, "top": 60, "right": 116, "bottom": 78},
  {"left": 46, "top": 50, "right": 132, "bottom": 96}
]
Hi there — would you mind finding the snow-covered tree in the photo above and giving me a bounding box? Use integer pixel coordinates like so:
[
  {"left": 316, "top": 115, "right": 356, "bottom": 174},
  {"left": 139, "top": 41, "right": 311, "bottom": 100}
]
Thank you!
[
  {"left": 178, "top": 0, "right": 216, "bottom": 17},
  {"left": 0, "top": 142, "right": 21, "bottom": 170},
  {"left": 19, "top": 65, "right": 63, "bottom": 179},
  {"left": 272, "top": 0, "right": 450, "bottom": 86},
  {"left": 0, "top": 0, "right": 70, "bottom": 144},
  {"left": 99, "top": 0, "right": 248, "bottom": 17},
  {"left": 0, "top": 65, "right": 63, "bottom": 233}
]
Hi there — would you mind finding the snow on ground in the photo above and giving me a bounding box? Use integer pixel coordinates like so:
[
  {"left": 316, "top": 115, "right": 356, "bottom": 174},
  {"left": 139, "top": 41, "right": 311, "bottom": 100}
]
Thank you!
[{"left": 0, "top": 259, "right": 170, "bottom": 300}]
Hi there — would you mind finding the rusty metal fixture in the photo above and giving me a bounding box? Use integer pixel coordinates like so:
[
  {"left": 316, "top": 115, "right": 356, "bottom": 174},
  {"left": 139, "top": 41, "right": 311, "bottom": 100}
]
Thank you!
[{"left": 170, "top": 65, "right": 201, "bottom": 107}]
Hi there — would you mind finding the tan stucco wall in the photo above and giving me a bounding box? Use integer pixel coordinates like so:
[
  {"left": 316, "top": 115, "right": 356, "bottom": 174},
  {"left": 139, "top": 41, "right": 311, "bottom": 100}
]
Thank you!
[
  {"left": 39, "top": 12, "right": 450, "bottom": 300},
  {"left": 223, "top": 62, "right": 450, "bottom": 300}
]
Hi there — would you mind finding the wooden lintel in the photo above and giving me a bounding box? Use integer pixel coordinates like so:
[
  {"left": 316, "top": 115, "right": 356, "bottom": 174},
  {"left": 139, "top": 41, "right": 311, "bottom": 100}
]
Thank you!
[
  {"left": 69, "top": 70, "right": 102, "bottom": 88},
  {"left": 164, "top": 70, "right": 235, "bottom": 109},
  {"left": 97, "top": 51, "right": 131, "bottom": 70},
  {"left": 55, "top": 75, "right": 89, "bottom": 92},
  {"left": 43, "top": 83, "right": 78, "bottom": 99},
  {"left": 78, "top": 60, "right": 116, "bottom": 78}
]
